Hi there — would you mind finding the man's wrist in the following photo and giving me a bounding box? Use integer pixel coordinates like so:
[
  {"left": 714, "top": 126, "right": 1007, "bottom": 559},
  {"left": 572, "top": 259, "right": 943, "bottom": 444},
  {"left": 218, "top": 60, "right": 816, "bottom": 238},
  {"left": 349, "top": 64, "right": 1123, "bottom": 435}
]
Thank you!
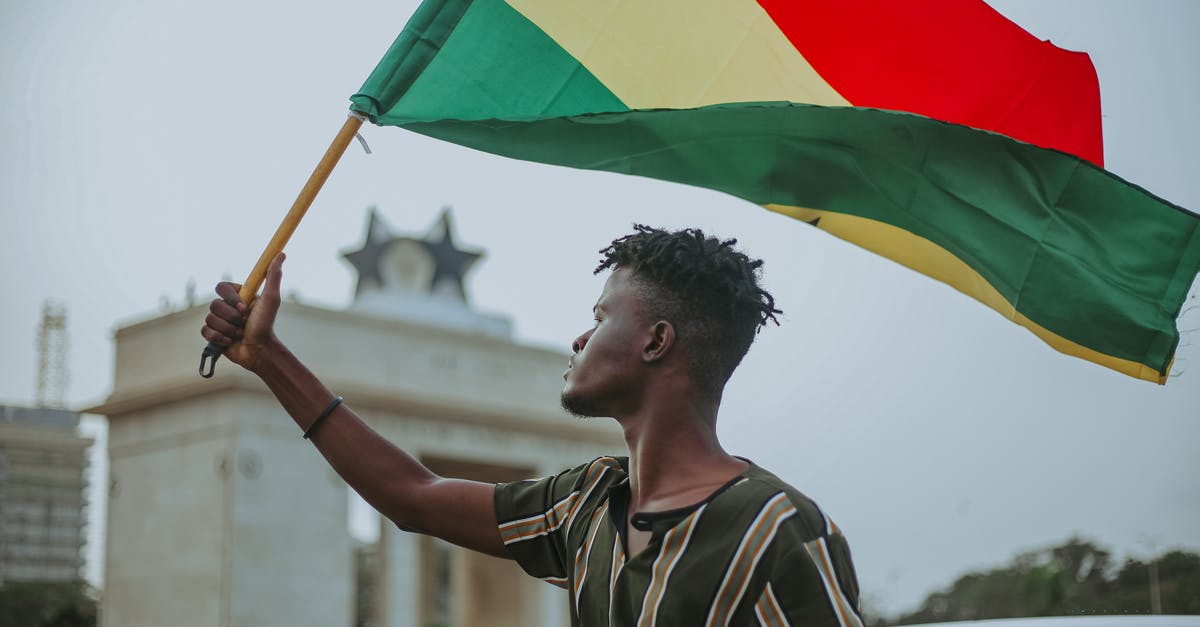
[{"left": 246, "top": 336, "right": 290, "bottom": 377}]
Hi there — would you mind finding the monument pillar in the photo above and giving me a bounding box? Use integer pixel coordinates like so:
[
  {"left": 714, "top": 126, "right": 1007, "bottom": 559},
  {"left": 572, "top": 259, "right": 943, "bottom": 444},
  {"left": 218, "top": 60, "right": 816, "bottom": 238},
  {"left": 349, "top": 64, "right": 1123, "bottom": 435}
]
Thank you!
[{"left": 378, "top": 521, "right": 420, "bottom": 627}]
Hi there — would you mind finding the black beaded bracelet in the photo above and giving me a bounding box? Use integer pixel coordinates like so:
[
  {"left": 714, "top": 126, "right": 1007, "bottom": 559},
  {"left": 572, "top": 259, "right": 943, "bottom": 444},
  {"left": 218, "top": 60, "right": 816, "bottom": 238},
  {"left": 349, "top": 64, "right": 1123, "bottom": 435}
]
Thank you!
[{"left": 303, "top": 396, "right": 343, "bottom": 440}]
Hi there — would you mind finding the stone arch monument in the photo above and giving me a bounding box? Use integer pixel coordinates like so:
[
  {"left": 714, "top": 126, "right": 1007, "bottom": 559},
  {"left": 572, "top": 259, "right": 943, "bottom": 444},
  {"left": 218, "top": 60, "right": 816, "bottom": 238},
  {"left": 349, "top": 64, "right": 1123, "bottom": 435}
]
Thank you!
[{"left": 89, "top": 208, "right": 622, "bottom": 627}]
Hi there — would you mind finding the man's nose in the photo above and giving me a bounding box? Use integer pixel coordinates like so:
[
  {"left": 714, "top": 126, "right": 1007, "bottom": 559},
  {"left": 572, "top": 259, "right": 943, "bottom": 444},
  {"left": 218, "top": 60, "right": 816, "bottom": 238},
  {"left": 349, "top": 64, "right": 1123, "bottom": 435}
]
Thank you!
[{"left": 572, "top": 329, "right": 592, "bottom": 353}]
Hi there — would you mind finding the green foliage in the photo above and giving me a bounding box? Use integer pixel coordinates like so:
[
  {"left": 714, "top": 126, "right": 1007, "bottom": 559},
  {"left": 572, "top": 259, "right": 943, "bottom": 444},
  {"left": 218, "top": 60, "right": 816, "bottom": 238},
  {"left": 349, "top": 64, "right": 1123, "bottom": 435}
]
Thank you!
[
  {"left": 0, "top": 580, "right": 97, "bottom": 627},
  {"left": 891, "top": 538, "right": 1200, "bottom": 625},
  {"left": 1102, "top": 551, "right": 1200, "bottom": 614}
]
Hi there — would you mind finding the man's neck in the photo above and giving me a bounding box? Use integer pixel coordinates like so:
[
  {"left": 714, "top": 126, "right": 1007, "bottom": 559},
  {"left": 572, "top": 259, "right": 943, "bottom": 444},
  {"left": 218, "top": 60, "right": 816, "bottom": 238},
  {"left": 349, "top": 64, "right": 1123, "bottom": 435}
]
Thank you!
[{"left": 618, "top": 389, "right": 748, "bottom": 515}]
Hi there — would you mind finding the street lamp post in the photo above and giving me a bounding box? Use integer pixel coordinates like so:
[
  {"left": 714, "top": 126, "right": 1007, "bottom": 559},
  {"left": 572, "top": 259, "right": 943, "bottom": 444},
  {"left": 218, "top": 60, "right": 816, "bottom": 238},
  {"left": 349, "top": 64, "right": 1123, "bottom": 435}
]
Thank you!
[
  {"left": 1140, "top": 533, "right": 1163, "bottom": 615},
  {"left": 1148, "top": 556, "right": 1162, "bottom": 614}
]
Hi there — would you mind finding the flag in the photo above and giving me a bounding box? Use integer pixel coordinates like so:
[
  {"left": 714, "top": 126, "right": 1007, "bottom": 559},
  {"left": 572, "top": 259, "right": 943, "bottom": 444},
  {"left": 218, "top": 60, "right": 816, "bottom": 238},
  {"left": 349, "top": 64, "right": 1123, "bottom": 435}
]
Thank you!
[{"left": 348, "top": 0, "right": 1200, "bottom": 384}]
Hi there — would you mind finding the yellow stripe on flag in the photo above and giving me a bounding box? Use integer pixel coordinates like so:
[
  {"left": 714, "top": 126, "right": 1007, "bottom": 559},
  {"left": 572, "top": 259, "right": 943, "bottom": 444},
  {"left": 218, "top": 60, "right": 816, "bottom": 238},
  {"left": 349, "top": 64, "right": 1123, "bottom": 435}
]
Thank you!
[
  {"left": 503, "top": 0, "right": 850, "bottom": 109},
  {"left": 764, "top": 204, "right": 1169, "bottom": 384}
]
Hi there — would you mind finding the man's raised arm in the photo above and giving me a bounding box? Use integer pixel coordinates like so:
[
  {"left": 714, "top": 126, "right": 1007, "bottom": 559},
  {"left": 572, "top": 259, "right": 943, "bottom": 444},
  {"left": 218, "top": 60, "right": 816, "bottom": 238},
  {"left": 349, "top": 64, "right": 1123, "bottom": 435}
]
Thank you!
[{"left": 200, "top": 253, "right": 508, "bottom": 558}]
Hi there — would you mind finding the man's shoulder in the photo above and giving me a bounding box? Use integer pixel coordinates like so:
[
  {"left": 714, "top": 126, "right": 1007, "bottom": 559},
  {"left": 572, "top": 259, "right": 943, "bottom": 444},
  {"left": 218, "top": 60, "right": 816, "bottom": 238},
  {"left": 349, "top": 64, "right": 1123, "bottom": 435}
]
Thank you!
[
  {"left": 579, "top": 455, "right": 627, "bottom": 481},
  {"left": 728, "top": 462, "right": 840, "bottom": 544},
  {"left": 494, "top": 455, "right": 628, "bottom": 534},
  {"left": 543, "top": 455, "right": 628, "bottom": 492}
]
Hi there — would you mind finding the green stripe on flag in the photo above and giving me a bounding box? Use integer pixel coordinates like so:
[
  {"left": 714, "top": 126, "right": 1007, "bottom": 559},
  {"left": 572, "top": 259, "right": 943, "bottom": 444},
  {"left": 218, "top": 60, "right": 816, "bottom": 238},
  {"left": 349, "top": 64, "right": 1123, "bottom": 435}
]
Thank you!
[
  {"left": 352, "top": 0, "right": 627, "bottom": 123},
  {"left": 392, "top": 103, "right": 1199, "bottom": 375}
]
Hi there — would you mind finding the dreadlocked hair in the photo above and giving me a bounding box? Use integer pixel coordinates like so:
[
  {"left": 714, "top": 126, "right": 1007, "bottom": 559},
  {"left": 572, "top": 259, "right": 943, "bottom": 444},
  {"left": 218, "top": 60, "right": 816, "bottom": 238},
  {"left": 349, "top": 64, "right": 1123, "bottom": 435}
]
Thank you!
[{"left": 595, "top": 224, "right": 782, "bottom": 391}]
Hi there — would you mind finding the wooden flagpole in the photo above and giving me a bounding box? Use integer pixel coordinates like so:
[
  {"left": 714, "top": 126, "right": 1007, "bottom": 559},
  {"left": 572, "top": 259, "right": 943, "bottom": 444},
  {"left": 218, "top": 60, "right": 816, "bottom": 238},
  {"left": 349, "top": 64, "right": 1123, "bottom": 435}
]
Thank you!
[{"left": 199, "top": 114, "right": 365, "bottom": 378}]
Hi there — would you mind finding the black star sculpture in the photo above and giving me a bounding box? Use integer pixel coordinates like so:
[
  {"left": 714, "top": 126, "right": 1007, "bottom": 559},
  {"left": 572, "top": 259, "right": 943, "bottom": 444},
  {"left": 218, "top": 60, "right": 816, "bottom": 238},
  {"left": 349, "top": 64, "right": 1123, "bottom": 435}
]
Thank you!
[
  {"left": 420, "top": 209, "right": 482, "bottom": 301},
  {"left": 341, "top": 207, "right": 483, "bottom": 301},
  {"left": 341, "top": 208, "right": 394, "bottom": 297}
]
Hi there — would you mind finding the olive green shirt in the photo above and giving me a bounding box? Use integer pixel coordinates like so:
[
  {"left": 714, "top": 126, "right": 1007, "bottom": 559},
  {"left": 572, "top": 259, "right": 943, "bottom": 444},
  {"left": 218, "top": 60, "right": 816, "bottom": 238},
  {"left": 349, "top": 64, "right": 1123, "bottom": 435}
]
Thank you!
[{"left": 495, "top": 456, "right": 862, "bottom": 626}]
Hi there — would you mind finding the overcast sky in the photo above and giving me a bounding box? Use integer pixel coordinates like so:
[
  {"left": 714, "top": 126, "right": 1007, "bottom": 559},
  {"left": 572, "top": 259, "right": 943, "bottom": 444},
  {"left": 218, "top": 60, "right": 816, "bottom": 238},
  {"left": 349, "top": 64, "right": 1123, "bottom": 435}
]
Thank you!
[{"left": 2, "top": 0, "right": 1197, "bottom": 616}]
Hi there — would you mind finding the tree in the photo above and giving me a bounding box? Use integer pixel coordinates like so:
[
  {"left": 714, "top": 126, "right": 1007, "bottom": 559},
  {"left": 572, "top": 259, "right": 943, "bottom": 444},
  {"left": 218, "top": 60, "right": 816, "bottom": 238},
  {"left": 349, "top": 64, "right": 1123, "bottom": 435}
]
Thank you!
[
  {"left": 1101, "top": 550, "right": 1200, "bottom": 615},
  {"left": 0, "top": 580, "right": 98, "bottom": 627},
  {"left": 890, "top": 538, "right": 1200, "bottom": 625}
]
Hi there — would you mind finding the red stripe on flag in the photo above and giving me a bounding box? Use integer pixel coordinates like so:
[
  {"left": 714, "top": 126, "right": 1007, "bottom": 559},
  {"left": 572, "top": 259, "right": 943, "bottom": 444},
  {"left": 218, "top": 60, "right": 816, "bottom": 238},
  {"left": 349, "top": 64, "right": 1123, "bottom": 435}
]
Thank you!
[{"left": 758, "top": 0, "right": 1103, "bottom": 166}]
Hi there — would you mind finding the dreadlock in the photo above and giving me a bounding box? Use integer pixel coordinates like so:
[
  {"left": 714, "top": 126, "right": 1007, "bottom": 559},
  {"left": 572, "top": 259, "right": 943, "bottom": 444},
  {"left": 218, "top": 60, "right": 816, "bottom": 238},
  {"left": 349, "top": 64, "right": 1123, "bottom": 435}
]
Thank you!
[{"left": 595, "top": 224, "right": 782, "bottom": 391}]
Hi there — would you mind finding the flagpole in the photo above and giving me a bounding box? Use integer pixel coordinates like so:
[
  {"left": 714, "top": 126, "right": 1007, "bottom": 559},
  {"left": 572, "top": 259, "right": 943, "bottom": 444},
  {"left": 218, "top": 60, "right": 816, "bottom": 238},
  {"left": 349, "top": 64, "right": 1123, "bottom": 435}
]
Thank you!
[{"left": 199, "top": 113, "right": 365, "bottom": 378}]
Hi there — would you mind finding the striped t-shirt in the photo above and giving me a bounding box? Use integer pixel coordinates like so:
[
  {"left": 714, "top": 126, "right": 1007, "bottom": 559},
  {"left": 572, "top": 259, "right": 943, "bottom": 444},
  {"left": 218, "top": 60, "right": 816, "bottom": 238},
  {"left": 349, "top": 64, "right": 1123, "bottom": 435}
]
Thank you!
[{"left": 494, "top": 456, "right": 862, "bottom": 627}]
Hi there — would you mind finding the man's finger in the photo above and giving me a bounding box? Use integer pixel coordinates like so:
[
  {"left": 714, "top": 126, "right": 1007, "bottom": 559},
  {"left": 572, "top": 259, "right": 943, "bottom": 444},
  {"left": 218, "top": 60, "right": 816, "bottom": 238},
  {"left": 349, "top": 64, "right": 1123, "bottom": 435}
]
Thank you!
[
  {"left": 200, "top": 325, "right": 234, "bottom": 347},
  {"left": 263, "top": 253, "right": 285, "bottom": 303},
  {"left": 215, "top": 281, "right": 244, "bottom": 306},
  {"left": 205, "top": 312, "right": 244, "bottom": 340},
  {"left": 244, "top": 253, "right": 286, "bottom": 332},
  {"left": 209, "top": 299, "right": 245, "bottom": 327}
]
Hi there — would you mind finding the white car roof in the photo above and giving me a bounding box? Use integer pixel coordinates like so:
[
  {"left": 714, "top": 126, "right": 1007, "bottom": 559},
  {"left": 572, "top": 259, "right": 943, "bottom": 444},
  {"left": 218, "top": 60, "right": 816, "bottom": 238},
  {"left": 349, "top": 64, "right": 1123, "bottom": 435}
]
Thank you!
[{"left": 899, "top": 617, "right": 1200, "bottom": 627}]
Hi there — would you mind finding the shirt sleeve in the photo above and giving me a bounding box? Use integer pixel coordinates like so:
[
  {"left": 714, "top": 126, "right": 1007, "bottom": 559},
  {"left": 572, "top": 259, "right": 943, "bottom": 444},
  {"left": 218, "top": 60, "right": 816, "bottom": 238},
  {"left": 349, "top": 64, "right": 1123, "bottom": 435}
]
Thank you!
[
  {"left": 493, "top": 457, "right": 621, "bottom": 588},
  {"left": 753, "top": 519, "right": 863, "bottom": 627}
]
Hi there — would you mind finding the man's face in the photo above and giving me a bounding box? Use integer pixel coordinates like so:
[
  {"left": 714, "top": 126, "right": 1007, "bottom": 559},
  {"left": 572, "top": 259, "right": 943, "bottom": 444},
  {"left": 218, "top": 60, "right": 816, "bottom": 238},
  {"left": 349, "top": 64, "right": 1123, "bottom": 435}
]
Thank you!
[{"left": 561, "top": 268, "right": 651, "bottom": 418}]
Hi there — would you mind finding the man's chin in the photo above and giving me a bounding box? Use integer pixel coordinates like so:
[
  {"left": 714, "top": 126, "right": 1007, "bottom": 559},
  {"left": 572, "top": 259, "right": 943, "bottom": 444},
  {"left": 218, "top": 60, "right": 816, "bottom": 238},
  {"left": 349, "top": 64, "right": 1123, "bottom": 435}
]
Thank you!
[{"left": 560, "top": 392, "right": 604, "bottom": 419}]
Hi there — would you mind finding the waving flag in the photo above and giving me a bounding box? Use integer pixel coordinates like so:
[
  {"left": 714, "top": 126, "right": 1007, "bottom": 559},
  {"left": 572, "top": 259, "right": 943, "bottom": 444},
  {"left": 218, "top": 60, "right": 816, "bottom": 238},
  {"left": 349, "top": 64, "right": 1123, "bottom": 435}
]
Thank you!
[{"left": 348, "top": 0, "right": 1200, "bottom": 384}]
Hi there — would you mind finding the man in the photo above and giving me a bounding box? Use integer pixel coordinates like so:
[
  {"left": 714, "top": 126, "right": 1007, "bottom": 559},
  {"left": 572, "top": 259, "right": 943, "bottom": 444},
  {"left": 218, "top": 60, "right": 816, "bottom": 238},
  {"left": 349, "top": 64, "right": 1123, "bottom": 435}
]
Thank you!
[{"left": 201, "top": 224, "right": 861, "bottom": 626}]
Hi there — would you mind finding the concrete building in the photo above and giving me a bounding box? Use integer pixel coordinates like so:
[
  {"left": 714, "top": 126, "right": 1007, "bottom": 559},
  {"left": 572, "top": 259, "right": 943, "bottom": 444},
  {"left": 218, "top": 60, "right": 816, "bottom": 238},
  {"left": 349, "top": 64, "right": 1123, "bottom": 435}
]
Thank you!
[
  {"left": 88, "top": 208, "right": 622, "bottom": 627},
  {"left": 0, "top": 404, "right": 92, "bottom": 584}
]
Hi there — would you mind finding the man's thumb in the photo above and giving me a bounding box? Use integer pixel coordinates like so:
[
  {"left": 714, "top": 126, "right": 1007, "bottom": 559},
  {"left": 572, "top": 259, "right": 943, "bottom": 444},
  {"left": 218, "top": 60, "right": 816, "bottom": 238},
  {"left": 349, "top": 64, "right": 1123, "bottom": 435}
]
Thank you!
[{"left": 263, "top": 253, "right": 286, "bottom": 302}]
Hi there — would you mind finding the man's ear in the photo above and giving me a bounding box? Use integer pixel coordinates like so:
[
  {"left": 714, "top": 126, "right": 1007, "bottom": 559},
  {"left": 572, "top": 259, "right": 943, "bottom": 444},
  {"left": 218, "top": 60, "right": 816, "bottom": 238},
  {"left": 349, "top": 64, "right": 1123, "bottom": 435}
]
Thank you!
[{"left": 643, "top": 320, "right": 675, "bottom": 363}]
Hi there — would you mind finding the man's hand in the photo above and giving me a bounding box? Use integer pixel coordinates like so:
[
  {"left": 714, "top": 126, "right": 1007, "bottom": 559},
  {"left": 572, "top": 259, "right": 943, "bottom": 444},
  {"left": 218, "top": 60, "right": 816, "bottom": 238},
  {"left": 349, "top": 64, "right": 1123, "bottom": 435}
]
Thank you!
[
  {"left": 200, "top": 253, "right": 286, "bottom": 373},
  {"left": 198, "top": 252, "right": 508, "bottom": 558}
]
